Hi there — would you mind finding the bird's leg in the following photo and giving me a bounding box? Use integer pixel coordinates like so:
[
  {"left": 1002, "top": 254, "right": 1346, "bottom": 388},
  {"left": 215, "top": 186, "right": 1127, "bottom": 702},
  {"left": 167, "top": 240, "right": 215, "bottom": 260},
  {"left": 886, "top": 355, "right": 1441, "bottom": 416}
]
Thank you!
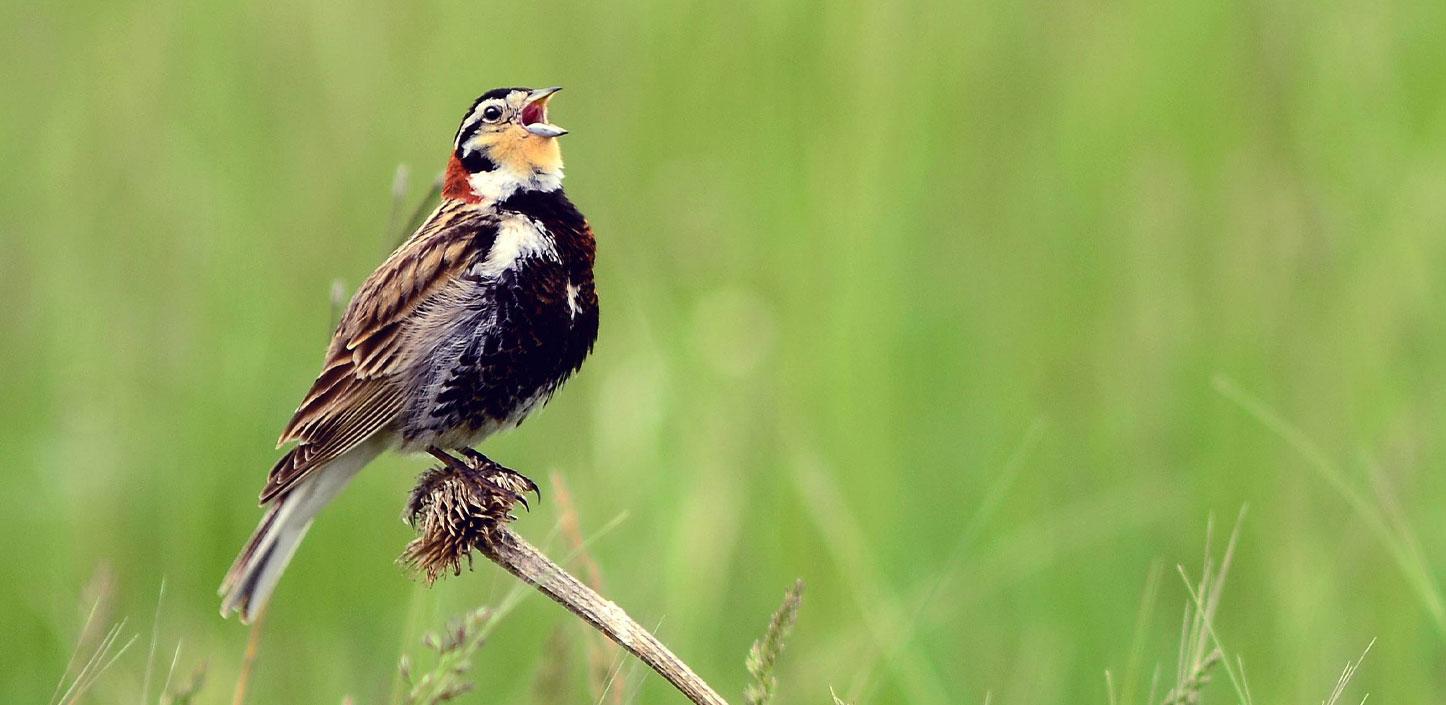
[
  {"left": 427, "top": 446, "right": 530, "bottom": 510},
  {"left": 426, "top": 446, "right": 471, "bottom": 471},
  {"left": 458, "top": 448, "right": 541, "bottom": 503}
]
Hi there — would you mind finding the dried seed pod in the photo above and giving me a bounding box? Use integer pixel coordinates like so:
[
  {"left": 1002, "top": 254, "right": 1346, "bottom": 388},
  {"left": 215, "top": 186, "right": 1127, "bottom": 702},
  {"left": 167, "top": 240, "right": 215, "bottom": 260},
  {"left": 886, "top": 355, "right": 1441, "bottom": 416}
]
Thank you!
[{"left": 401, "top": 455, "right": 531, "bottom": 582}]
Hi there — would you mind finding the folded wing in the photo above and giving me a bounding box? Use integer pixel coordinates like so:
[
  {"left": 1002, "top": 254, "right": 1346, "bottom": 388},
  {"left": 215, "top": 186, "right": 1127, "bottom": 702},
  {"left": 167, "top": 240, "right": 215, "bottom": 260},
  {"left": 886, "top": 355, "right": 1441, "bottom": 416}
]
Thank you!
[{"left": 260, "top": 204, "right": 497, "bottom": 503}]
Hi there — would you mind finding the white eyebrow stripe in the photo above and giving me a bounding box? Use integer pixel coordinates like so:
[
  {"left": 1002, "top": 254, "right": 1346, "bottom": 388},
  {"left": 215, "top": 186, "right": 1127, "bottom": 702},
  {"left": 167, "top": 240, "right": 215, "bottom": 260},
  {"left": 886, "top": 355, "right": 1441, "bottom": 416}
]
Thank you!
[{"left": 455, "top": 99, "right": 508, "bottom": 148}]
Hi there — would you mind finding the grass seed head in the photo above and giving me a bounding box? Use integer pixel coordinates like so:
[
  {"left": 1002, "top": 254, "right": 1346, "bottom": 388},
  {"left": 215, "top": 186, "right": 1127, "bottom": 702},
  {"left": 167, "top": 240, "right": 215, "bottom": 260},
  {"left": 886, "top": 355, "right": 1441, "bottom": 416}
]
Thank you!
[{"left": 744, "top": 579, "right": 805, "bottom": 705}]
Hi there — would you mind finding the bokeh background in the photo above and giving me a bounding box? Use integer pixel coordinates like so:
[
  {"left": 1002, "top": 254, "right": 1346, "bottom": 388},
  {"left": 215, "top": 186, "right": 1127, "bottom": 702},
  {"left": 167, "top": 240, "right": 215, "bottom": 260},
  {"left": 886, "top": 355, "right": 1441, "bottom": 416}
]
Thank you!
[{"left": 3, "top": 0, "right": 1445, "bottom": 703}]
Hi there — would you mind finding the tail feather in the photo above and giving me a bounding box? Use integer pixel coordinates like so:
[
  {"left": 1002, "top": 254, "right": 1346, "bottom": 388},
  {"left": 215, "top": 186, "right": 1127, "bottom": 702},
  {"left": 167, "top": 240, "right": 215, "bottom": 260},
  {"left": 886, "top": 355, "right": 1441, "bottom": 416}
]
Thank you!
[{"left": 219, "top": 439, "right": 384, "bottom": 622}]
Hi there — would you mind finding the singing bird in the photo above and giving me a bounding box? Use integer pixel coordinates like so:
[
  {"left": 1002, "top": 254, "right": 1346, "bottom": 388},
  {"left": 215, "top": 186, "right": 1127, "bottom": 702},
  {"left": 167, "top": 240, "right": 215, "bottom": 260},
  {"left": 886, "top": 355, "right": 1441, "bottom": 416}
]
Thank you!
[{"left": 220, "top": 87, "right": 599, "bottom": 622}]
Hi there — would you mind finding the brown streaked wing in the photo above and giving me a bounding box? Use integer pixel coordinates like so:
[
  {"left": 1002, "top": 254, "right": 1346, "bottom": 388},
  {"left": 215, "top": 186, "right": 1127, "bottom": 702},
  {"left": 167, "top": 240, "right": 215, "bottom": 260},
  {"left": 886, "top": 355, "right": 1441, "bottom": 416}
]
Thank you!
[{"left": 260, "top": 202, "right": 495, "bottom": 504}]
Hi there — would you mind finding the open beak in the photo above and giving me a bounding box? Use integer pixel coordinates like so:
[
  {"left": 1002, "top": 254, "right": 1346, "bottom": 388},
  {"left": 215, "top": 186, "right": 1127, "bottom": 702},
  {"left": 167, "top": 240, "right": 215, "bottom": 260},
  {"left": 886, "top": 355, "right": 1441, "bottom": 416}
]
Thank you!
[{"left": 521, "top": 86, "right": 567, "bottom": 137}]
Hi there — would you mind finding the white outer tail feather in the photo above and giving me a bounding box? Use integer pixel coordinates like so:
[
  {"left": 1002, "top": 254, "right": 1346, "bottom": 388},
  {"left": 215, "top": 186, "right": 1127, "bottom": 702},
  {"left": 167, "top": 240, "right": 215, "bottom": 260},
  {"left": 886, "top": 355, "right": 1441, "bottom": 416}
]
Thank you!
[{"left": 219, "top": 437, "right": 385, "bottom": 622}]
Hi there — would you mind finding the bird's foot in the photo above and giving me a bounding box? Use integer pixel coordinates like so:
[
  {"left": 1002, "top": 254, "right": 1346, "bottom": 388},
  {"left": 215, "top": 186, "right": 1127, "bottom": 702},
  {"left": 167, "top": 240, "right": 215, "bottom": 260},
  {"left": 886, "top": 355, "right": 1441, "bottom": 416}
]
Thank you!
[
  {"left": 458, "top": 448, "right": 542, "bottom": 504},
  {"left": 425, "top": 447, "right": 532, "bottom": 511}
]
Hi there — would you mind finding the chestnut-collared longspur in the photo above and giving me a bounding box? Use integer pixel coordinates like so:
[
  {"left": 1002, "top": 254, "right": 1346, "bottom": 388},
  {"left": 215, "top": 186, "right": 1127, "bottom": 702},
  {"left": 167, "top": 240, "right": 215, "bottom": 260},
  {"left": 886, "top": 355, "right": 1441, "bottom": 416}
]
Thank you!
[{"left": 219, "top": 87, "right": 598, "bottom": 622}]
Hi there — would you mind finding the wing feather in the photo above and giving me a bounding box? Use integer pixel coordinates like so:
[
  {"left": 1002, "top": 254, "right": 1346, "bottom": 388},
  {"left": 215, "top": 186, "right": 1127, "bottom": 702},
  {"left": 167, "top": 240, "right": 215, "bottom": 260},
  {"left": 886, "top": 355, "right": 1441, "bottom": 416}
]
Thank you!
[{"left": 260, "top": 202, "right": 497, "bottom": 503}]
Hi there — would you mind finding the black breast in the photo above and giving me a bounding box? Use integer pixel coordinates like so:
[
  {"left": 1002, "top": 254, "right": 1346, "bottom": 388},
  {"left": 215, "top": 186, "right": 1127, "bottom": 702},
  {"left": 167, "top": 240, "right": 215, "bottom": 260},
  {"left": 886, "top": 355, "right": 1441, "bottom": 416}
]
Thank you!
[
  {"left": 417, "top": 189, "right": 598, "bottom": 440},
  {"left": 499, "top": 188, "right": 599, "bottom": 380}
]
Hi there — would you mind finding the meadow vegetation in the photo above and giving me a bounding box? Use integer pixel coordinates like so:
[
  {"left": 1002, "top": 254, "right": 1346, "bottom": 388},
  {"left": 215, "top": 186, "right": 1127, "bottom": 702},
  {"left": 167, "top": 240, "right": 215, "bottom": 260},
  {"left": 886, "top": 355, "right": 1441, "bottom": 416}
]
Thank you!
[{"left": 5, "top": 0, "right": 1446, "bottom": 702}]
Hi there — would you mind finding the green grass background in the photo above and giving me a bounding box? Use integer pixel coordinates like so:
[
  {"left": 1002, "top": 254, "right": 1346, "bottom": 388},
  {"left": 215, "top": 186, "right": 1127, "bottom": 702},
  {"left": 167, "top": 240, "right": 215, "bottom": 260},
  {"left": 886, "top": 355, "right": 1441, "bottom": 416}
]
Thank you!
[{"left": 3, "top": 0, "right": 1445, "bottom": 702}]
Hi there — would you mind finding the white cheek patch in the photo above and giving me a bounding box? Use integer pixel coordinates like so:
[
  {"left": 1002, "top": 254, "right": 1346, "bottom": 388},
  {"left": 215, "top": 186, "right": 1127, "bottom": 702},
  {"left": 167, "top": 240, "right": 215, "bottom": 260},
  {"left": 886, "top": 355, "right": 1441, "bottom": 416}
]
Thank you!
[{"left": 471, "top": 216, "right": 558, "bottom": 278}]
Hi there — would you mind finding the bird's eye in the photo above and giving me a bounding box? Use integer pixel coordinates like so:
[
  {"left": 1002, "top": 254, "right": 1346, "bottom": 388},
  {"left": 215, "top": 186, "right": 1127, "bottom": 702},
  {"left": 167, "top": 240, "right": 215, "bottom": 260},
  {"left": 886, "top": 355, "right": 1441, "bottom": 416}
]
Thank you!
[{"left": 481, "top": 105, "right": 504, "bottom": 123}]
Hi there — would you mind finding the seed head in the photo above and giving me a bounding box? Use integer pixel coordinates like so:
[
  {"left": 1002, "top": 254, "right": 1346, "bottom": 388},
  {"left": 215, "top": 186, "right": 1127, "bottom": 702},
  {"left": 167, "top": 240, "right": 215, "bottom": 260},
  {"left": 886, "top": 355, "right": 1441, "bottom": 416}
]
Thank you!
[{"left": 401, "top": 456, "right": 531, "bottom": 582}]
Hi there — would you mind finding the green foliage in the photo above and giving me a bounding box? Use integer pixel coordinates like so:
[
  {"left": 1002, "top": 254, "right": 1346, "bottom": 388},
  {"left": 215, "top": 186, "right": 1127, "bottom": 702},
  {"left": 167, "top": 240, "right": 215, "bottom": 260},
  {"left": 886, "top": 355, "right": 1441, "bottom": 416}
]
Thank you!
[
  {"left": 398, "top": 608, "right": 493, "bottom": 705},
  {"left": 4, "top": 0, "right": 1446, "bottom": 703},
  {"left": 1161, "top": 513, "right": 1246, "bottom": 705},
  {"left": 745, "top": 580, "right": 805, "bottom": 705},
  {"left": 51, "top": 617, "right": 135, "bottom": 705}
]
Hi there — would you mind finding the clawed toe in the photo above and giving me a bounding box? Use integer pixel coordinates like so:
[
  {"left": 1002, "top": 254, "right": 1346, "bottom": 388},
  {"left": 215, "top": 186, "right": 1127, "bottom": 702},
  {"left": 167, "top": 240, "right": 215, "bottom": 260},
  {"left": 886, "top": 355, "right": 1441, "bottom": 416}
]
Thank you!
[
  {"left": 453, "top": 448, "right": 539, "bottom": 509},
  {"left": 458, "top": 448, "right": 541, "bottom": 503}
]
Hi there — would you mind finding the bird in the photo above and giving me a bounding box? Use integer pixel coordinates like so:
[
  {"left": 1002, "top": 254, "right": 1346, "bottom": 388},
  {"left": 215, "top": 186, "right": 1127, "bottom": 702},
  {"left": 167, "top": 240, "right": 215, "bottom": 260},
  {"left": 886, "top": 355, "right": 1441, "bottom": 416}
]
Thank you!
[{"left": 219, "top": 86, "right": 599, "bottom": 622}]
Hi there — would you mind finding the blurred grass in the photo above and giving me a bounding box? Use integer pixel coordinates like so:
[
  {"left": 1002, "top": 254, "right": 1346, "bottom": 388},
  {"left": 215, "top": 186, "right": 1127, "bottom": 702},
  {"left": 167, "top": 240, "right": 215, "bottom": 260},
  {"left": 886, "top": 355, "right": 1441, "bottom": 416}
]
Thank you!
[{"left": 2, "top": 0, "right": 1445, "bottom": 703}]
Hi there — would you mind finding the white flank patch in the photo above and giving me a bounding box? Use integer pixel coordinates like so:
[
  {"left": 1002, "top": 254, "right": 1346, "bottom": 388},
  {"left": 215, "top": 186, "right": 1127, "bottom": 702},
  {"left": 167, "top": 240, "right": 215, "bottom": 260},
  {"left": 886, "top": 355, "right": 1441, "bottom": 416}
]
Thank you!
[
  {"left": 471, "top": 216, "right": 557, "bottom": 278},
  {"left": 565, "top": 280, "right": 580, "bottom": 318}
]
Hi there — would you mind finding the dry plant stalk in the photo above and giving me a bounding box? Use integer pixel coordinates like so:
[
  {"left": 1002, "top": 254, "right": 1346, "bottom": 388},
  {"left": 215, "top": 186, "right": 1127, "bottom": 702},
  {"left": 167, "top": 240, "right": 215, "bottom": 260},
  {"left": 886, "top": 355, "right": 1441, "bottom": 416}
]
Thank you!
[
  {"left": 1321, "top": 639, "right": 1375, "bottom": 705},
  {"left": 401, "top": 455, "right": 731, "bottom": 705},
  {"left": 231, "top": 611, "right": 266, "bottom": 705},
  {"left": 552, "top": 473, "right": 623, "bottom": 705}
]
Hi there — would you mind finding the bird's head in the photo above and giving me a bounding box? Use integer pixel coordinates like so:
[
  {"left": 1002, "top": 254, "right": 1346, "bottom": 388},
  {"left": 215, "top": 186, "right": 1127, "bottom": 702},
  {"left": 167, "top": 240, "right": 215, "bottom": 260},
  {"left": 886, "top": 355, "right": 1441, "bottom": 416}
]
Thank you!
[{"left": 444, "top": 86, "right": 568, "bottom": 203}]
